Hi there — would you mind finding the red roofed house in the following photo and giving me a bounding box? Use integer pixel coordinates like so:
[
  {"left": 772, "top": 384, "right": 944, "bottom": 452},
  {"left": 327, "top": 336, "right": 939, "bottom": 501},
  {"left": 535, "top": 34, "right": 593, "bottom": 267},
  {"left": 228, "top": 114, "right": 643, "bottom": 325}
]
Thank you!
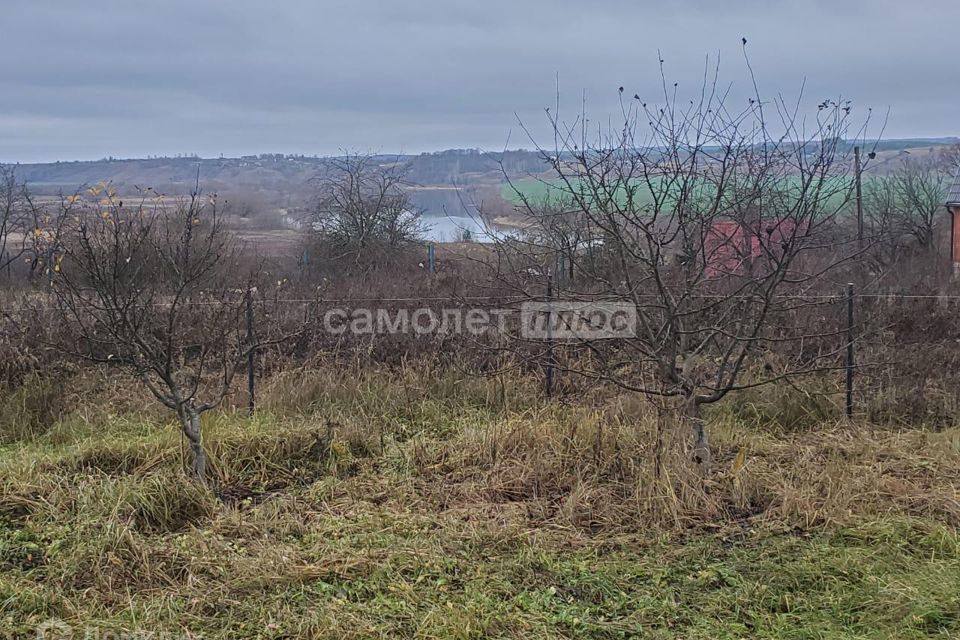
[
  {"left": 948, "top": 171, "right": 960, "bottom": 276},
  {"left": 703, "top": 218, "right": 802, "bottom": 278}
]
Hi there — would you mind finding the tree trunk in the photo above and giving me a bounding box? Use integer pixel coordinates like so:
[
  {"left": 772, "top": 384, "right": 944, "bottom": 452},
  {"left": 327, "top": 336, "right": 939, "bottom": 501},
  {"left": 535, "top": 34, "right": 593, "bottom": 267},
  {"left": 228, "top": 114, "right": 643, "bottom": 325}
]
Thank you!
[
  {"left": 178, "top": 405, "right": 207, "bottom": 484},
  {"left": 685, "top": 396, "right": 711, "bottom": 473}
]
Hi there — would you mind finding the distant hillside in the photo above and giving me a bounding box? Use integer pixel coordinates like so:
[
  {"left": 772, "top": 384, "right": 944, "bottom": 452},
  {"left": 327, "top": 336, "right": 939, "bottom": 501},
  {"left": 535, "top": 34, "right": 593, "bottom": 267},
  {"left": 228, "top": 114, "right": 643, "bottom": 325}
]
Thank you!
[
  {"left": 8, "top": 149, "right": 549, "bottom": 195},
  {"left": 8, "top": 140, "right": 956, "bottom": 194},
  {"left": 402, "top": 149, "right": 549, "bottom": 184},
  {"left": 12, "top": 155, "right": 325, "bottom": 195},
  {"left": 866, "top": 137, "right": 960, "bottom": 152},
  {"left": 5, "top": 140, "right": 954, "bottom": 218}
]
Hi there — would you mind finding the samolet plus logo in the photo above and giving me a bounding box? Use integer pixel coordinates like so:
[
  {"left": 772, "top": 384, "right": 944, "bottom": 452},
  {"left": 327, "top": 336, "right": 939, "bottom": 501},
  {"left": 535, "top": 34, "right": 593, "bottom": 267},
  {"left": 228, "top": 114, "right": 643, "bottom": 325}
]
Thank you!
[{"left": 520, "top": 301, "right": 636, "bottom": 340}]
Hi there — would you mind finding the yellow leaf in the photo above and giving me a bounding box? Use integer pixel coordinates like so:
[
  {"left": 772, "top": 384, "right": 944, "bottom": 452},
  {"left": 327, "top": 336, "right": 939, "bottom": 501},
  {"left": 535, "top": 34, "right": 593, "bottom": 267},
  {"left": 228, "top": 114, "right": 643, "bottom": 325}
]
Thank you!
[{"left": 731, "top": 447, "right": 746, "bottom": 476}]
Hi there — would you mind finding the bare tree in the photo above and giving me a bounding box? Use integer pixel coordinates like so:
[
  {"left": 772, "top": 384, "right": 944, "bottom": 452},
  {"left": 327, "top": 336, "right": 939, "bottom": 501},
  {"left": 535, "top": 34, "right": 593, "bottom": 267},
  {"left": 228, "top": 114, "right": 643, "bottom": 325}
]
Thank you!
[
  {"left": 494, "top": 57, "right": 864, "bottom": 471},
  {"left": 51, "top": 184, "right": 264, "bottom": 483},
  {"left": 862, "top": 156, "right": 950, "bottom": 272},
  {"left": 308, "top": 153, "right": 423, "bottom": 264},
  {"left": 22, "top": 189, "right": 77, "bottom": 286},
  {"left": 221, "top": 189, "right": 285, "bottom": 231},
  {"left": 0, "top": 166, "right": 26, "bottom": 278},
  {"left": 519, "top": 198, "right": 588, "bottom": 282},
  {"left": 862, "top": 175, "right": 903, "bottom": 272},
  {"left": 940, "top": 144, "right": 960, "bottom": 174},
  {"left": 889, "top": 158, "right": 949, "bottom": 251},
  {"left": 0, "top": 167, "right": 76, "bottom": 285}
]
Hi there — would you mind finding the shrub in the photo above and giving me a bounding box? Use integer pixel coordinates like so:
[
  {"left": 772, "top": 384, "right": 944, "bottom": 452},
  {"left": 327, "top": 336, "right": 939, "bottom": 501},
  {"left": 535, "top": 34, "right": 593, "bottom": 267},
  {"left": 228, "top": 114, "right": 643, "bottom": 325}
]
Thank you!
[
  {"left": 721, "top": 380, "right": 841, "bottom": 432},
  {"left": 0, "top": 373, "right": 65, "bottom": 442},
  {"left": 124, "top": 473, "right": 216, "bottom": 533}
]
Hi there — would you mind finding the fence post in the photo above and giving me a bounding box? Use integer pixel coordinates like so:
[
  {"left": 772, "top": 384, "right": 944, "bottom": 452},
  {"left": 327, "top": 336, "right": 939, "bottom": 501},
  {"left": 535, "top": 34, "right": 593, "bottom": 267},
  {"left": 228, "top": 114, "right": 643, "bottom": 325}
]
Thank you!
[
  {"left": 556, "top": 253, "right": 565, "bottom": 292},
  {"left": 545, "top": 271, "right": 554, "bottom": 397},
  {"left": 46, "top": 246, "right": 54, "bottom": 290},
  {"left": 428, "top": 243, "right": 436, "bottom": 274},
  {"left": 246, "top": 286, "right": 256, "bottom": 416},
  {"left": 845, "top": 282, "right": 855, "bottom": 419}
]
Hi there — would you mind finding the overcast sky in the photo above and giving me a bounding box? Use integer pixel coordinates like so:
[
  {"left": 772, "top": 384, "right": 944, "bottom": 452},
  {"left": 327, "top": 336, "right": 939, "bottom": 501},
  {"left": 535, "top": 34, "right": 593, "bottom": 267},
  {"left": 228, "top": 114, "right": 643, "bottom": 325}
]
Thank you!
[{"left": 2, "top": 0, "right": 957, "bottom": 163}]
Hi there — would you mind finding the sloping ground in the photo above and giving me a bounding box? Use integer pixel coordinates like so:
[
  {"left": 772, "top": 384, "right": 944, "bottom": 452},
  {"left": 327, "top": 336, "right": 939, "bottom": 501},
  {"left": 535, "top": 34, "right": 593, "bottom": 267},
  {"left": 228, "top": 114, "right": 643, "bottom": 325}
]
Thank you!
[
  {"left": 11, "top": 157, "right": 322, "bottom": 191},
  {"left": 0, "top": 367, "right": 958, "bottom": 638}
]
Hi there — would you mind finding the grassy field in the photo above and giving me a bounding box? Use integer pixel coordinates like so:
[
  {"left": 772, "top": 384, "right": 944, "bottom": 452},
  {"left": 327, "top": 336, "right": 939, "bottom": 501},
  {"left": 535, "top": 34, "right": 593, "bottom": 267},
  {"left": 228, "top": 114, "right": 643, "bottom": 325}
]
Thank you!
[
  {"left": 501, "top": 177, "right": 856, "bottom": 214},
  {"left": 1, "top": 365, "right": 958, "bottom": 638}
]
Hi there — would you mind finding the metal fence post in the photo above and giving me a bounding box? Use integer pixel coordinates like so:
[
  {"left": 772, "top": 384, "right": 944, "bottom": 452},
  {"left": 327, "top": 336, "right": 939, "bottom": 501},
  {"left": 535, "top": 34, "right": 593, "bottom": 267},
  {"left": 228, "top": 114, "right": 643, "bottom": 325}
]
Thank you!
[
  {"left": 46, "top": 246, "right": 54, "bottom": 290},
  {"left": 545, "top": 271, "right": 554, "bottom": 397},
  {"left": 845, "top": 282, "right": 855, "bottom": 419},
  {"left": 246, "top": 286, "right": 256, "bottom": 416},
  {"left": 428, "top": 244, "right": 436, "bottom": 274}
]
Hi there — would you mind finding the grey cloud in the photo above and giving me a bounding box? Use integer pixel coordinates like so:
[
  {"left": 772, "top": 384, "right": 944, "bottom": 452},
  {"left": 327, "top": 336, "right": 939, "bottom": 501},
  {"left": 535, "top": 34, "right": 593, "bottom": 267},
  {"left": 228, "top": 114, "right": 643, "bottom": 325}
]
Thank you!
[{"left": 1, "top": 0, "right": 957, "bottom": 162}]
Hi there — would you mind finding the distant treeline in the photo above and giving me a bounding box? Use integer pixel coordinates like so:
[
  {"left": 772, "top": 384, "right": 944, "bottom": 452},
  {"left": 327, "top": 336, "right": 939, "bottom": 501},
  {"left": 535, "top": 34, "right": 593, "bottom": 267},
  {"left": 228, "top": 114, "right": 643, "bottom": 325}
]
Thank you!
[
  {"left": 7, "top": 148, "right": 550, "bottom": 193},
  {"left": 6, "top": 140, "right": 957, "bottom": 194}
]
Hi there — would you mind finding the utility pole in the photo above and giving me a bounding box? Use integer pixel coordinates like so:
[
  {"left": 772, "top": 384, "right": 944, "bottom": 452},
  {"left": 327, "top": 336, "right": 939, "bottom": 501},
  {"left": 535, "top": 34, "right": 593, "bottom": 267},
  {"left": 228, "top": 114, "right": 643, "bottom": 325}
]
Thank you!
[{"left": 854, "top": 146, "right": 863, "bottom": 252}]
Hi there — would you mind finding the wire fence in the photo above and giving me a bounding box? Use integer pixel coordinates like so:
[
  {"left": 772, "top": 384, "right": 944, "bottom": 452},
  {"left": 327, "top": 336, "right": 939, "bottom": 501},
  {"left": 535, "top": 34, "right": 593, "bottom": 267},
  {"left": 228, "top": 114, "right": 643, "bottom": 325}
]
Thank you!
[{"left": 3, "top": 279, "right": 960, "bottom": 427}]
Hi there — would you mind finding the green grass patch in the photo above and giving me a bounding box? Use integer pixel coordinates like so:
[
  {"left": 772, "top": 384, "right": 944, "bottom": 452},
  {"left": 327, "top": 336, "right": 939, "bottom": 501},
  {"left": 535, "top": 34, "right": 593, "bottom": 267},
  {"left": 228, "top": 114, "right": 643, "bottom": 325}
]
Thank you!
[
  {"left": 0, "top": 368, "right": 957, "bottom": 638},
  {"left": 2, "top": 509, "right": 957, "bottom": 638},
  {"left": 501, "top": 176, "right": 856, "bottom": 217}
]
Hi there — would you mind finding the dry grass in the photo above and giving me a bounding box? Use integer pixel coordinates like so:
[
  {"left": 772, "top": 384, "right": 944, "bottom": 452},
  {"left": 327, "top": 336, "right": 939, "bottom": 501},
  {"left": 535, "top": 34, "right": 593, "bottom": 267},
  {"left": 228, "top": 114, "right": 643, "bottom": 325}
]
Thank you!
[{"left": 0, "top": 364, "right": 958, "bottom": 637}]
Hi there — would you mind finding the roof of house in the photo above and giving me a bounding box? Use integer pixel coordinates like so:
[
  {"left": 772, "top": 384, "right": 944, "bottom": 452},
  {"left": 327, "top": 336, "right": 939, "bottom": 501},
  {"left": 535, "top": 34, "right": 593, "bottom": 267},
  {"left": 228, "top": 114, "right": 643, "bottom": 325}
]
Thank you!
[{"left": 949, "top": 170, "right": 960, "bottom": 206}]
